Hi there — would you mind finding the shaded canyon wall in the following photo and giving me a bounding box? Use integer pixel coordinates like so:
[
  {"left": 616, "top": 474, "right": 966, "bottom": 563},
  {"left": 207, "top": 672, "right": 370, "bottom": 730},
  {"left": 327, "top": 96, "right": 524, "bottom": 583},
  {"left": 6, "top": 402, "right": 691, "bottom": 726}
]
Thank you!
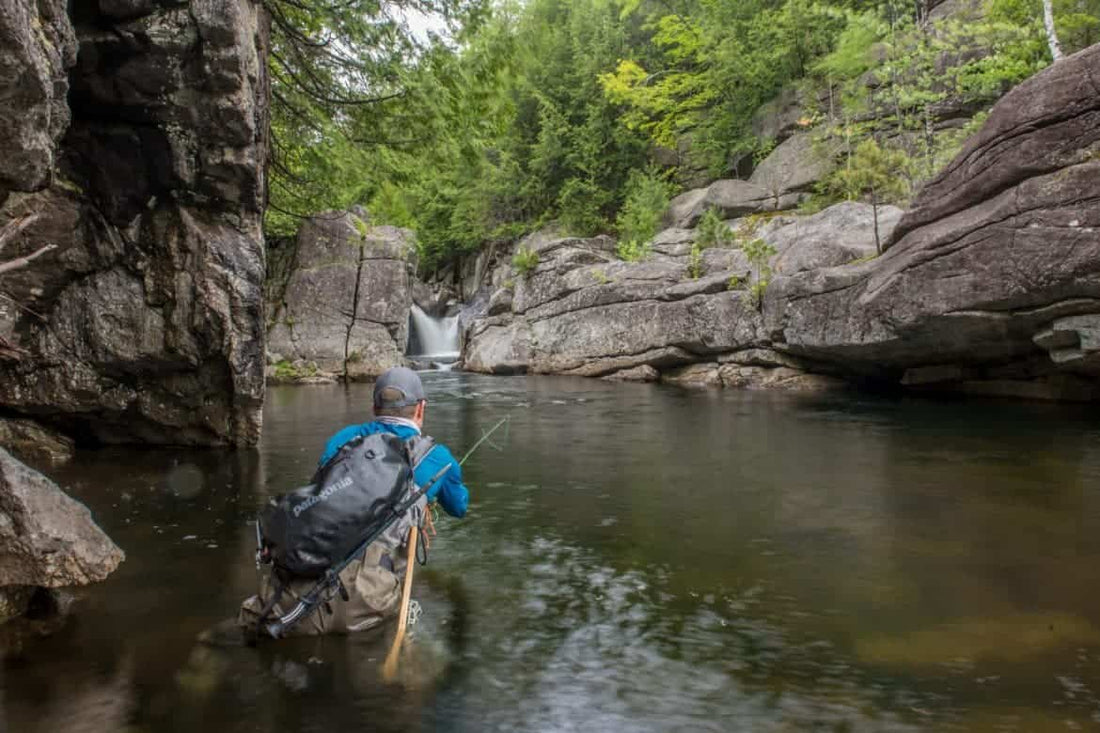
[{"left": 0, "top": 0, "right": 269, "bottom": 446}]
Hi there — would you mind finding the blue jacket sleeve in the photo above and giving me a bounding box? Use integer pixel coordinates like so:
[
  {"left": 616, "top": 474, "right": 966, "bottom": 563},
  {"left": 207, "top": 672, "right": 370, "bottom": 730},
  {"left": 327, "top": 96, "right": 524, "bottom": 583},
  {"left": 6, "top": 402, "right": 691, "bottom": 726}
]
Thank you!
[
  {"left": 417, "top": 444, "right": 469, "bottom": 518},
  {"left": 319, "top": 425, "right": 368, "bottom": 467}
]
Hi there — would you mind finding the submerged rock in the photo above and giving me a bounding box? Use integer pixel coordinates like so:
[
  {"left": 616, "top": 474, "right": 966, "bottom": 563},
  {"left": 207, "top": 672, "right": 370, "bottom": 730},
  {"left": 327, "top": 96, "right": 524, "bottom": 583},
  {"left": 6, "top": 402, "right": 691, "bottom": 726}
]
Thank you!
[
  {"left": 0, "top": 418, "right": 74, "bottom": 465},
  {"left": 0, "top": 448, "right": 123, "bottom": 590}
]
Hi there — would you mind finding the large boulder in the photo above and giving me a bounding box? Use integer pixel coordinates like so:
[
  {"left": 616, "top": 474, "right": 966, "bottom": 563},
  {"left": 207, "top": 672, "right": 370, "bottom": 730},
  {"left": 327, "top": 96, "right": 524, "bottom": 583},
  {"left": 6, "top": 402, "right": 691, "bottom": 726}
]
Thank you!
[
  {"left": 462, "top": 205, "right": 900, "bottom": 380},
  {"left": 0, "top": 1, "right": 269, "bottom": 445},
  {"left": 751, "top": 86, "right": 806, "bottom": 146},
  {"left": 0, "top": 0, "right": 76, "bottom": 194},
  {"left": 665, "top": 179, "right": 801, "bottom": 229},
  {"left": 463, "top": 318, "right": 533, "bottom": 374},
  {"left": 267, "top": 212, "right": 415, "bottom": 379},
  {"left": 749, "top": 133, "right": 838, "bottom": 199},
  {"left": 0, "top": 448, "right": 123, "bottom": 592},
  {"left": 761, "top": 202, "right": 904, "bottom": 275},
  {"left": 768, "top": 43, "right": 1100, "bottom": 396},
  {"left": 463, "top": 230, "right": 762, "bottom": 377}
]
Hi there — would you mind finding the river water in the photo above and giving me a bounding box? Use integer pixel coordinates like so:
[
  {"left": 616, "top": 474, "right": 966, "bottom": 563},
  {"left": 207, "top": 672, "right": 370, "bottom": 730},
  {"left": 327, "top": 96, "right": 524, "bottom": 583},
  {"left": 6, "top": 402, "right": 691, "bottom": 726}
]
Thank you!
[{"left": 5, "top": 373, "right": 1100, "bottom": 732}]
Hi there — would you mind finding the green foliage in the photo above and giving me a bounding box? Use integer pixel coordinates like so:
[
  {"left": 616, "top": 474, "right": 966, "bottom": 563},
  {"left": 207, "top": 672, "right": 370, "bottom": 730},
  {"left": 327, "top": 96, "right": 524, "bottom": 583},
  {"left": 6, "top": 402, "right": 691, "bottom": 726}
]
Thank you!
[
  {"left": 740, "top": 235, "right": 777, "bottom": 309},
  {"left": 272, "top": 359, "right": 319, "bottom": 381},
  {"left": 685, "top": 208, "right": 733, "bottom": 279},
  {"left": 826, "top": 138, "right": 911, "bottom": 252},
  {"left": 512, "top": 246, "right": 540, "bottom": 276},
  {"left": 603, "top": 0, "right": 850, "bottom": 173},
  {"left": 687, "top": 245, "right": 705, "bottom": 280},
  {"left": 616, "top": 169, "right": 675, "bottom": 251},
  {"left": 616, "top": 238, "right": 652, "bottom": 262},
  {"left": 803, "top": 0, "right": 1097, "bottom": 193},
  {"left": 746, "top": 280, "right": 771, "bottom": 308},
  {"left": 263, "top": 0, "right": 486, "bottom": 237},
  {"left": 368, "top": 182, "right": 417, "bottom": 231},
  {"left": 989, "top": 0, "right": 1100, "bottom": 56},
  {"left": 696, "top": 209, "right": 733, "bottom": 250},
  {"left": 261, "top": 0, "right": 1091, "bottom": 272},
  {"left": 558, "top": 178, "right": 611, "bottom": 236},
  {"left": 591, "top": 268, "right": 612, "bottom": 284},
  {"left": 827, "top": 139, "right": 911, "bottom": 205},
  {"left": 813, "top": 10, "right": 885, "bottom": 80}
]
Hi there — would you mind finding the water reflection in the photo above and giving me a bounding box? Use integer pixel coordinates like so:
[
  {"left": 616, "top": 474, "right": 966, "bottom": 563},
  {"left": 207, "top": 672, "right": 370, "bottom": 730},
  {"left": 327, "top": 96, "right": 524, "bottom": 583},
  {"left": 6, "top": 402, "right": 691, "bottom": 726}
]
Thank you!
[{"left": 4, "top": 375, "right": 1100, "bottom": 731}]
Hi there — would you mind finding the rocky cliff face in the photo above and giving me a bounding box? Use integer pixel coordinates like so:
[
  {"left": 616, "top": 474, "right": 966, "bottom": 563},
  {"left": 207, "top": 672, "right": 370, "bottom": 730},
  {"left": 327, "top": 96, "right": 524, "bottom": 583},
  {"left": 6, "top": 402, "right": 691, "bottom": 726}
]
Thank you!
[
  {"left": 0, "top": 1, "right": 269, "bottom": 446},
  {"left": 769, "top": 42, "right": 1100, "bottom": 400},
  {"left": 464, "top": 202, "right": 899, "bottom": 387},
  {"left": 464, "top": 43, "right": 1100, "bottom": 401},
  {"left": 267, "top": 211, "right": 416, "bottom": 380}
]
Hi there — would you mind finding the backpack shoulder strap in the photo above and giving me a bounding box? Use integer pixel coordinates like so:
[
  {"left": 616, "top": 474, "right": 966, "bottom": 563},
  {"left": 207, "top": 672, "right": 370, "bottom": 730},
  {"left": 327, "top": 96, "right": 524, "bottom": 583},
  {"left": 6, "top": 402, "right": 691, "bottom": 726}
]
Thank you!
[{"left": 404, "top": 434, "right": 437, "bottom": 470}]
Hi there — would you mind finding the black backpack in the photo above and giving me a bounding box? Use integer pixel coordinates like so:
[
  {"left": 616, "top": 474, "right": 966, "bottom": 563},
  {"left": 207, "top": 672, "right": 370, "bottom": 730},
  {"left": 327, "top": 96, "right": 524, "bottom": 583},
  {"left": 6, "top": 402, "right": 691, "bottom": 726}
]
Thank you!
[{"left": 258, "top": 432, "right": 434, "bottom": 578}]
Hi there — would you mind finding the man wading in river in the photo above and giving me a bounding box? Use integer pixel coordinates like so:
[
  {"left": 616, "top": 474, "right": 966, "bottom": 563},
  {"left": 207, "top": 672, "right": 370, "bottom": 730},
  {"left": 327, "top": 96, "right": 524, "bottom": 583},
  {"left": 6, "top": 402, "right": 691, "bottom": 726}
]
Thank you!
[{"left": 237, "top": 367, "right": 470, "bottom": 636}]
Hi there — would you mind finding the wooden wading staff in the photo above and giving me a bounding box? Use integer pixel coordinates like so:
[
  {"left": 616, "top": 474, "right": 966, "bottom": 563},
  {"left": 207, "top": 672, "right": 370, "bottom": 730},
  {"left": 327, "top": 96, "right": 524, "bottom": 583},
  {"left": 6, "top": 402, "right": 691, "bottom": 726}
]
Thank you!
[
  {"left": 382, "top": 526, "right": 415, "bottom": 677},
  {"left": 381, "top": 416, "right": 509, "bottom": 680},
  {"left": 382, "top": 526, "right": 418, "bottom": 681}
]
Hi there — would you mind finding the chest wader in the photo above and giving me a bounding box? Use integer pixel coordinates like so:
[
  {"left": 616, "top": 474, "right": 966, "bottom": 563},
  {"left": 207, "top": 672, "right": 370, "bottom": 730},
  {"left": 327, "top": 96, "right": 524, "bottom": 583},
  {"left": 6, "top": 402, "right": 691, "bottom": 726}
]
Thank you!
[{"left": 245, "top": 434, "right": 447, "bottom": 640}]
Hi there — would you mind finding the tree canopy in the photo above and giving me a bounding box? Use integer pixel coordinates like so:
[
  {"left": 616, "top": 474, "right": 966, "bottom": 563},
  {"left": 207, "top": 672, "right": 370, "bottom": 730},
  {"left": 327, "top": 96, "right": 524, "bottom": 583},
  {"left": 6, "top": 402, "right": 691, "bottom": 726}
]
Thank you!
[{"left": 264, "top": 0, "right": 1100, "bottom": 270}]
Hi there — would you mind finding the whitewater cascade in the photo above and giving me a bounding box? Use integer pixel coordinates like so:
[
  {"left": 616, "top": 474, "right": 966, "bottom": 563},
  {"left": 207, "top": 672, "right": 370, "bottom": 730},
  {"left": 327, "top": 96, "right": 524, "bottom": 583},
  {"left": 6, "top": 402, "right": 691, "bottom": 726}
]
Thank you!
[{"left": 408, "top": 304, "right": 461, "bottom": 363}]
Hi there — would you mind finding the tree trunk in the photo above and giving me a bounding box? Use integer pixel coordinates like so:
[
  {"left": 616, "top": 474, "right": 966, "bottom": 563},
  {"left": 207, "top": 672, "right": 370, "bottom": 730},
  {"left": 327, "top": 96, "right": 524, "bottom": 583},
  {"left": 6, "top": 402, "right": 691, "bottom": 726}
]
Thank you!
[{"left": 1043, "top": 0, "right": 1065, "bottom": 61}]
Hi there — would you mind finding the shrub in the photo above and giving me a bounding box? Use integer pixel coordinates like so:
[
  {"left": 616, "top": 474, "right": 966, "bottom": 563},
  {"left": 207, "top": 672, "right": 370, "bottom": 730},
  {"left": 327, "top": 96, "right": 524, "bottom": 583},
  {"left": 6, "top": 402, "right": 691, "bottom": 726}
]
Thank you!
[
  {"left": 558, "top": 178, "right": 609, "bottom": 236},
  {"left": 825, "top": 139, "right": 911, "bottom": 253},
  {"left": 616, "top": 169, "right": 675, "bottom": 255},
  {"left": 687, "top": 246, "right": 705, "bottom": 279},
  {"left": 512, "top": 246, "right": 540, "bottom": 276},
  {"left": 616, "top": 238, "right": 651, "bottom": 262},
  {"left": 695, "top": 208, "right": 733, "bottom": 250},
  {"left": 740, "top": 236, "right": 777, "bottom": 310},
  {"left": 272, "top": 359, "right": 319, "bottom": 381}
]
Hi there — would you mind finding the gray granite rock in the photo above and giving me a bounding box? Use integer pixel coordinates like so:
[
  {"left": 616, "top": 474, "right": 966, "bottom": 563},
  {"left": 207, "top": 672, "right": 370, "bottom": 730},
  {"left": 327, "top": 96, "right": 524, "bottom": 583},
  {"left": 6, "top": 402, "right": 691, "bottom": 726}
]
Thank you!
[
  {"left": 0, "top": 449, "right": 123, "bottom": 589},
  {"left": 0, "top": 1, "right": 269, "bottom": 445},
  {"left": 267, "top": 213, "right": 415, "bottom": 380}
]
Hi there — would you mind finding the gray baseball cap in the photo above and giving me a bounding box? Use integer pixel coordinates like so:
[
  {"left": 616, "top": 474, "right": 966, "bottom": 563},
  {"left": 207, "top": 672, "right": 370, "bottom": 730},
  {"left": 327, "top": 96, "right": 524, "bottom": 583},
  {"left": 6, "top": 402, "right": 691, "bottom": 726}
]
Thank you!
[{"left": 373, "top": 366, "right": 426, "bottom": 409}]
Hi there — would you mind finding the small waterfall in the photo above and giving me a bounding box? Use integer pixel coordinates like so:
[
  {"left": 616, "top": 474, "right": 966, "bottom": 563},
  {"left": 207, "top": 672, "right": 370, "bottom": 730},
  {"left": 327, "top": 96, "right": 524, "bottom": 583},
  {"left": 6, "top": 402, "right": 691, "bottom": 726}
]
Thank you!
[{"left": 408, "top": 304, "right": 461, "bottom": 364}]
